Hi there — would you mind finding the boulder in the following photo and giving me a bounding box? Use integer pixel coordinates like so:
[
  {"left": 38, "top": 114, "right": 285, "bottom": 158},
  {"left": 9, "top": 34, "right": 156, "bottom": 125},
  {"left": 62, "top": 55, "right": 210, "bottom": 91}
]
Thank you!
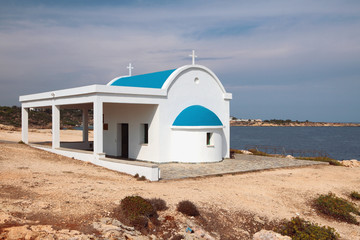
[
  {"left": 253, "top": 230, "right": 291, "bottom": 240},
  {"left": 241, "top": 150, "right": 253, "bottom": 155},
  {"left": 340, "top": 159, "right": 360, "bottom": 168},
  {"left": 2, "top": 225, "right": 36, "bottom": 240}
]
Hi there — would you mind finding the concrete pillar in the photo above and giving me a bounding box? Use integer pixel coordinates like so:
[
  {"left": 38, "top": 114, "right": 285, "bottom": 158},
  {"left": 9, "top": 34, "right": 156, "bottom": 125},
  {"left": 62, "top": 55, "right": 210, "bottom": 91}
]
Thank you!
[
  {"left": 93, "top": 98, "right": 103, "bottom": 155},
  {"left": 82, "top": 108, "right": 89, "bottom": 143},
  {"left": 21, "top": 107, "right": 29, "bottom": 144},
  {"left": 52, "top": 105, "right": 60, "bottom": 149}
]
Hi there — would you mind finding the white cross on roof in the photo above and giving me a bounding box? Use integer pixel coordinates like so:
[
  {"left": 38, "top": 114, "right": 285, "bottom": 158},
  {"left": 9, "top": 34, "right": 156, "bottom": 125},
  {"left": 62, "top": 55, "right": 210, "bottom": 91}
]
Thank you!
[
  {"left": 189, "top": 50, "right": 197, "bottom": 65},
  {"left": 127, "top": 63, "right": 134, "bottom": 76}
]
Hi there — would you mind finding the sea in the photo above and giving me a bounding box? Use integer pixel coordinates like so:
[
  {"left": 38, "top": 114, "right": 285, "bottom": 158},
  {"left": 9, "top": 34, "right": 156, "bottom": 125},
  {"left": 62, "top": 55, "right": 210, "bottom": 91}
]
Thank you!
[{"left": 230, "top": 126, "right": 360, "bottom": 161}]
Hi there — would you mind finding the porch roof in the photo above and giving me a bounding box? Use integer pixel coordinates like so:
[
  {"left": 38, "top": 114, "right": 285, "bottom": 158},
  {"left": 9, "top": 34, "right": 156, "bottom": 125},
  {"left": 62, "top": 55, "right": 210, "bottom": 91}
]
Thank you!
[{"left": 19, "top": 84, "right": 166, "bottom": 104}]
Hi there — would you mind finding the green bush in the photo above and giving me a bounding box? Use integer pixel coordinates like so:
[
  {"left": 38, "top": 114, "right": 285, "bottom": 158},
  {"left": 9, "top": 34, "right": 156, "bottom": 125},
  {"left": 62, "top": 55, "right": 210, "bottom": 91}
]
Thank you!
[
  {"left": 350, "top": 191, "right": 360, "bottom": 200},
  {"left": 177, "top": 200, "right": 200, "bottom": 216},
  {"left": 277, "top": 216, "right": 339, "bottom": 240},
  {"left": 119, "top": 196, "right": 156, "bottom": 228},
  {"left": 314, "top": 192, "right": 360, "bottom": 224}
]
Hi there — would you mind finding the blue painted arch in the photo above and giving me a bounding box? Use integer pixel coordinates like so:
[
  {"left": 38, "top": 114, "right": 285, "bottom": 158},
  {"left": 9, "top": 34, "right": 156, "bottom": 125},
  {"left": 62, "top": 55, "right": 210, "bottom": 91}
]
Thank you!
[{"left": 172, "top": 105, "right": 223, "bottom": 126}]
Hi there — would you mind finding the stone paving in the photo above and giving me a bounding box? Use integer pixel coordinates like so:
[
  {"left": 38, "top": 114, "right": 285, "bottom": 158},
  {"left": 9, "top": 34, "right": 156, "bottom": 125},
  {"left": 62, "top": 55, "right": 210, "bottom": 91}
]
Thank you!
[
  {"left": 2, "top": 140, "right": 329, "bottom": 181},
  {"left": 158, "top": 154, "right": 328, "bottom": 180}
]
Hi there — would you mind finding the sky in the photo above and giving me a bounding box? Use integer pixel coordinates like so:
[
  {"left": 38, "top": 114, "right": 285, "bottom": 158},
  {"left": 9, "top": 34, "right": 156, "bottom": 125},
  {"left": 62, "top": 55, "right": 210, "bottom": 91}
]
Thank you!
[{"left": 1, "top": 0, "right": 360, "bottom": 122}]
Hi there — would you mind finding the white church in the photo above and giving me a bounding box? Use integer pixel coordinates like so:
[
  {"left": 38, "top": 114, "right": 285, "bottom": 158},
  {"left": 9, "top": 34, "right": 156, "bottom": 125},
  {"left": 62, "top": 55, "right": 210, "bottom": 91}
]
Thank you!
[{"left": 20, "top": 52, "right": 232, "bottom": 181}]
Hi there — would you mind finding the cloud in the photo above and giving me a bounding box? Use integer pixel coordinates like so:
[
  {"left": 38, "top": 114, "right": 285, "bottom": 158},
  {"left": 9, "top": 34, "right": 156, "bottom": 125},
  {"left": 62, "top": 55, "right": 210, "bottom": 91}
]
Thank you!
[{"left": 0, "top": 0, "right": 360, "bottom": 121}]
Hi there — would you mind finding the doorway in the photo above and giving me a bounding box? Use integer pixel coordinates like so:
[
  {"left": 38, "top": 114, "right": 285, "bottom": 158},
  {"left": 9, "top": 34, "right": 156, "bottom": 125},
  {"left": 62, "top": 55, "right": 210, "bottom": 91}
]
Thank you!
[{"left": 117, "top": 123, "right": 129, "bottom": 158}]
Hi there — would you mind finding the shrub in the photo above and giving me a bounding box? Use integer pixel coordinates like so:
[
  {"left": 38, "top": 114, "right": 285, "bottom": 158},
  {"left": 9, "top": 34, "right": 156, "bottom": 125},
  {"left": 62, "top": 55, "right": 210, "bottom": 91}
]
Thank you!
[
  {"left": 137, "top": 176, "right": 147, "bottom": 181},
  {"left": 314, "top": 192, "right": 360, "bottom": 224},
  {"left": 177, "top": 200, "right": 200, "bottom": 216},
  {"left": 277, "top": 216, "right": 339, "bottom": 240},
  {"left": 119, "top": 196, "right": 156, "bottom": 228},
  {"left": 350, "top": 191, "right": 360, "bottom": 200},
  {"left": 148, "top": 198, "right": 168, "bottom": 211}
]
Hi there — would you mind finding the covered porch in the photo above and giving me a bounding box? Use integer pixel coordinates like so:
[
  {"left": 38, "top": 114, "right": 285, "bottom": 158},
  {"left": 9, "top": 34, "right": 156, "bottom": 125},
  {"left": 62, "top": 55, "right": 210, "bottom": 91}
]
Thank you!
[
  {"left": 20, "top": 85, "right": 164, "bottom": 181},
  {"left": 21, "top": 101, "right": 101, "bottom": 157}
]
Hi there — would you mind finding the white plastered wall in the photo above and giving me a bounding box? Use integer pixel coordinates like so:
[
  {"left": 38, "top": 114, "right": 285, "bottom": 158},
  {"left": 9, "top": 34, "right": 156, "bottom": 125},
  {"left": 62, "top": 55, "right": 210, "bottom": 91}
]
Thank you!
[
  {"left": 103, "top": 103, "right": 159, "bottom": 161},
  {"left": 158, "top": 66, "right": 230, "bottom": 163},
  {"left": 170, "top": 128, "right": 223, "bottom": 163}
]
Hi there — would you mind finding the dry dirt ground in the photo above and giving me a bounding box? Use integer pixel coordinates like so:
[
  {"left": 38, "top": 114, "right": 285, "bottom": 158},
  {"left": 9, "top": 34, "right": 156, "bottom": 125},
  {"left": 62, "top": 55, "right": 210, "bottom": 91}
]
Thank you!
[{"left": 0, "top": 128, "right": 360, "bottom": 239}]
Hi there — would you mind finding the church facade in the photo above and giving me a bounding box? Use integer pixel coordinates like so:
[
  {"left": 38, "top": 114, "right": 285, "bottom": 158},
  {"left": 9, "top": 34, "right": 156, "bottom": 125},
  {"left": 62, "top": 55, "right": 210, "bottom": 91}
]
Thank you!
[{"left": 20, "top": 61, "right": 232, "bottom": 179}]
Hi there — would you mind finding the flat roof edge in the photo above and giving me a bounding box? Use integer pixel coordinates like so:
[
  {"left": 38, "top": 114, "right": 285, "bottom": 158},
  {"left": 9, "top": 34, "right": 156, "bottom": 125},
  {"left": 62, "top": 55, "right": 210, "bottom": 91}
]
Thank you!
[{"left": 19, "top": 84, "right": 167, "bottom": 103}]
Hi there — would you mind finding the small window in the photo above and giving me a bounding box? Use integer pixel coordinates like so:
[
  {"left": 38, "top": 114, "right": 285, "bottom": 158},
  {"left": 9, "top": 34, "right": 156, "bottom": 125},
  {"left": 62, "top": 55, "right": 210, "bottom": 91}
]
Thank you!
[
  {"left": 206, "top": 132, "right": 213, "bottom": 146},
  {"left": 141, "top": 123, "right": 149, "bottom": 144}
]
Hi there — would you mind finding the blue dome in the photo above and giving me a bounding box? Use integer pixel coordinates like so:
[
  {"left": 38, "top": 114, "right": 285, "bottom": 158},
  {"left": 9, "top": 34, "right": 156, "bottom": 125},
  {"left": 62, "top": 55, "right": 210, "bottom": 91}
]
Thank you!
[
  {"left": 173, "top": 105, "right": 223, "bottom": 126},
  {"left": 110, "top": 69, "right": 176, "bottom": 88}
]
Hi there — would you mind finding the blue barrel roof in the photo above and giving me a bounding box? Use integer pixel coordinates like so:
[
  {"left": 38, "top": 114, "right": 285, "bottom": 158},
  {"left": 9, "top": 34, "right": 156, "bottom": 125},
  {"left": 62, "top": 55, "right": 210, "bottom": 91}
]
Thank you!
[
  {"left": 110, "top": 69, "right": 176, "bottom": 88},
  {"left": 173, "top": 105, "right": 223, "bottom": 126}
]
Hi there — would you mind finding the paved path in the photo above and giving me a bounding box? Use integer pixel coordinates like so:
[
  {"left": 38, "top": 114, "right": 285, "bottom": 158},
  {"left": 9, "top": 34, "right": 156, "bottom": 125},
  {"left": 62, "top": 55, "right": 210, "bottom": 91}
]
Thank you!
[{"left": 158, "top": 154, "right": 327, "bottom": 180}]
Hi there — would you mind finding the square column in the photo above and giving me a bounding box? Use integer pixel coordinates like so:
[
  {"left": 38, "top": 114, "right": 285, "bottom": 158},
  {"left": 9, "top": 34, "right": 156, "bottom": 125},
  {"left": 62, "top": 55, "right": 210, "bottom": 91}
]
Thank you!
[
  {"left": 21, "top": 107, "right": 29, "bottom": 144},
  {"left": 82, "top": 108, "right": 89, "bottom": 143},
  {"left": 93, "top": 98, "right": 104, "bottom": 156},
  {"left": 52, "top": 105, "right": 60, "bottom": 149}
]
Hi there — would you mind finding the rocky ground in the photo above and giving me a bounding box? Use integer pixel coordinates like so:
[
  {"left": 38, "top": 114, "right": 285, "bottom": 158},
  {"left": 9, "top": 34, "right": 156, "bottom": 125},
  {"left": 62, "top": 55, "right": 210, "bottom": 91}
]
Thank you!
[{"left": 1, "top": 129, "right": 360, "bottom": 239}]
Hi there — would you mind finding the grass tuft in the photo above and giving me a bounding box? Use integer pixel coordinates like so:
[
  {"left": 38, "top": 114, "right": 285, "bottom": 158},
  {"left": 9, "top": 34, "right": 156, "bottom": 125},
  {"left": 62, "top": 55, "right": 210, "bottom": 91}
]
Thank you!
[
  {"left": 133, "top": 174, "right": 147, "bottom": 181},
  {"left": 137, "top": 176, "right": 147, "bottom": 181},
  {"left": 350, "top": 191, "right": 360, "bottom": 200}
]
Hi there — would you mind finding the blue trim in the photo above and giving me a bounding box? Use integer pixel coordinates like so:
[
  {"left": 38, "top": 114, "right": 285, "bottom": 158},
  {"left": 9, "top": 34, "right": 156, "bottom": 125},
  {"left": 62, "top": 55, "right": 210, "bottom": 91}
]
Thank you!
[
  {"left": 110, "top": 69, "right": 176, "bottom": 88},
  {"left": 173, "top": 105, "right": 223, "bottom": 126}
]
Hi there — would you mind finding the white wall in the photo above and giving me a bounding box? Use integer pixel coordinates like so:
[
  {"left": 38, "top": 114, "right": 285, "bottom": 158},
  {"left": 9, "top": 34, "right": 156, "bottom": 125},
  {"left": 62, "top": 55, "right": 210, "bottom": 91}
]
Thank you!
[
  {"left": 103, "top": 103, "right": 159, "bottom": 162},
  {"left": 32, "top": 145, "right": 160, "bottom": 181},
  {"left": 170, "top": 128, "right": 223, "bottom": 163}
]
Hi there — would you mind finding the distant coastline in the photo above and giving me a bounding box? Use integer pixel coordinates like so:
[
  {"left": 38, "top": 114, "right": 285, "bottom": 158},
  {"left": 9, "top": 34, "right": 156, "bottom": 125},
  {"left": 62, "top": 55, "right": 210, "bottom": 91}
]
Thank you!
[{"left": 230, "top": 121, "right": 360, "bottom": 127}]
